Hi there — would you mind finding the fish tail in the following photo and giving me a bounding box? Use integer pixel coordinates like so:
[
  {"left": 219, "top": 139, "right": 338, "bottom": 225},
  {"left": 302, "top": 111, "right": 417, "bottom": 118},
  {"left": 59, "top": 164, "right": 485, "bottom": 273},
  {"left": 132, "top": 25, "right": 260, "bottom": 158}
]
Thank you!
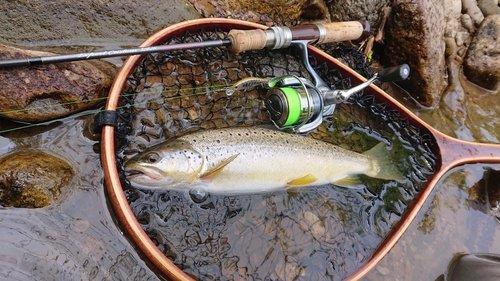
[{"left": 363, "top": 142, "right": 404, "bottom": 180}]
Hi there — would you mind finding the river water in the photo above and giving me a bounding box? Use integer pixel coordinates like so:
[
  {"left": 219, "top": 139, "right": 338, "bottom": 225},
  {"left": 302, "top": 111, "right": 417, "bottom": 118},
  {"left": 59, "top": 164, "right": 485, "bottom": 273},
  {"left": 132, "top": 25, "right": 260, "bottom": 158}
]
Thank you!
[{"left": 0, "top": 117, "right": 161, "bottom": 280}]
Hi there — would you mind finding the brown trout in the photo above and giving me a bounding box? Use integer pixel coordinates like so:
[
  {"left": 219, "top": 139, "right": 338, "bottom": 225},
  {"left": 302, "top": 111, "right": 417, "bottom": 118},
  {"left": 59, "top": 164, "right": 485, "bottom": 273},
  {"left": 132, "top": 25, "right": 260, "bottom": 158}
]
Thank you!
[{"left": 124, "top": 126, "right": 402, "bottom": 193}]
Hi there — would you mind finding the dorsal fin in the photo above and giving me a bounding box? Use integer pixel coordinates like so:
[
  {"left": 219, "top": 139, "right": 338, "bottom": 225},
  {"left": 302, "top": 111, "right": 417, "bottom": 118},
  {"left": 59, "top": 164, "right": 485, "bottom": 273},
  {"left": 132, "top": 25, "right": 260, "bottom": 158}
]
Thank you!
[{"left": 200, "top": 153, "right": 239, "bottom": 181}]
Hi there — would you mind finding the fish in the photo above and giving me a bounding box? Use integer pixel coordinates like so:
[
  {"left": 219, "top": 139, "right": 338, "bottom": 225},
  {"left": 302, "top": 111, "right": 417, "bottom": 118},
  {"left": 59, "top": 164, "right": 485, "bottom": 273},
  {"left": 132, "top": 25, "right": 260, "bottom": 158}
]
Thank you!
[{"left": 124, "top": 126, "right": 402, "bottom": 194}]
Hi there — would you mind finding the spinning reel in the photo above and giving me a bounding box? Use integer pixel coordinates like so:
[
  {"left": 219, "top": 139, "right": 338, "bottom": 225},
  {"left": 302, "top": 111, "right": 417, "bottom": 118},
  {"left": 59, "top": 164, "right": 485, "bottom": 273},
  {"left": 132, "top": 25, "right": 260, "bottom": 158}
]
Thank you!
[
  {"left": 264, "top": 62, "right": 409, "bottom": 133},
  {"left": 228, "top": 40, "right": 410, "bottom": 133}
]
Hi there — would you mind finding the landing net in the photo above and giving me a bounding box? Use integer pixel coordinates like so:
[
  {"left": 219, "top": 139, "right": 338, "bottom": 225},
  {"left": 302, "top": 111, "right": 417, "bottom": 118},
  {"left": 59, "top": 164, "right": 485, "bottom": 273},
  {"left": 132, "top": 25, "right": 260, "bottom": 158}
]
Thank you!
[{"left": 113, "top": 26, "right": 435, "bottom": 280}]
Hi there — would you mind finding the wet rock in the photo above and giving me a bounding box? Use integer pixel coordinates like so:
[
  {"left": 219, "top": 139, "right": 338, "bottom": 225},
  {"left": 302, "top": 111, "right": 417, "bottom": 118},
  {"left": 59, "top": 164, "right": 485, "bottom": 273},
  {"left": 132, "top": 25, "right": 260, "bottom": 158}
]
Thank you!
[
  {"left": 0, "top": 150, "right": 73, "bottom": 208},
  {"left": 478, "top": 0, "right": 500, "bottom": 17},
  {"left": 193, "top": 0, "right": 217, "bottom": 17},
  {"left": 468, "top": 168, "right": 500, "bottom": 219},
  {"left": 0, "top": 0, "right": 201, "bottom": 45},
  {"left": 444, "top": 37, "right": 457, "bottom": 58},
  {"left": 225, "top": 0, "right": 325, "bottom": 20},
  {"left": 445, "top": 0, "right": 463, "bottom": 19},
  {"left": 187, "top": 0, "right": 297, "bottom": 24},
  {"left": 384, "top": 0, "right": 448, "bottom": 107},
  {"left": 326, "top": 0, "right": 389, "bottom": 31},
  {"left": 445, "top": 17, "right": 460, "bottom": 38},
  {"left": 461, "top": 14, "right": 475, "bottom": 33},
  {"left": 462, "top": 0, "right": 485, "bottom": 26},
  {"left": 302, "top": 0, "right": 329, "bottom": 20},
  {"left": 463, "top": 14, "right": 500, "bottom": 90},
  {"left": 0, "top": 44, "right": 116, "bottom": 122}
]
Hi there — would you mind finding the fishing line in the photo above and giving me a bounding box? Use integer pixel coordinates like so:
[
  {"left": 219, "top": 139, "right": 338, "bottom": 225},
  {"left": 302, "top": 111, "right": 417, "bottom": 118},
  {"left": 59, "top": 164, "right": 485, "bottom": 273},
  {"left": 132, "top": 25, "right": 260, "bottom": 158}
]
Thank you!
[
  {"left": 0, "top": 96, "right": 109, "bottom": 115},
  {"left": 0, "top": 83, "right": 233, "bottom": 117},
  {"left": 0, "top": 109, "right": 101, "bottom": 134},
  {"left": 0, "top": 83, "right": 241, "bottom": 134}
]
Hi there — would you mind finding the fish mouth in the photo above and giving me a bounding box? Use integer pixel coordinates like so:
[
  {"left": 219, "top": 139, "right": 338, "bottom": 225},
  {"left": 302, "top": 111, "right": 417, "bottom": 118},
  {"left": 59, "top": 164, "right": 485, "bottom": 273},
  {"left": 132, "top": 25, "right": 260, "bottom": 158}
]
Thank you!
[
  {"left": 125, "top": 169, "right": 145, "bottom": 177},
  {"left": 124, "top": 167, "right": 162, "bottom": 181}
]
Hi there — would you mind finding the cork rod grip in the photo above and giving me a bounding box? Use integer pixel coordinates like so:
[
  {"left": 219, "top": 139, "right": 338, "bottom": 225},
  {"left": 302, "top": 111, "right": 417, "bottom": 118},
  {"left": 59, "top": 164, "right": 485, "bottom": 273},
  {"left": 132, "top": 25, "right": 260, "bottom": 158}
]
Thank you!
[
  {"left": 228, "top": 29, "right": 267, "bottom": 54},
  {"left": 319, "top": 21, "right": 364, "bottom": 43}
]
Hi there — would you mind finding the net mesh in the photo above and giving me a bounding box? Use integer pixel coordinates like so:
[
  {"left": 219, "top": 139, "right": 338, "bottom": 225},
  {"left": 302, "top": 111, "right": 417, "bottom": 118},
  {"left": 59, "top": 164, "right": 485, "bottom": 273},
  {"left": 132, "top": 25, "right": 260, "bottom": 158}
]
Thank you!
[{"left": 113, "top": 26, "right": 436, "bottom": 280}]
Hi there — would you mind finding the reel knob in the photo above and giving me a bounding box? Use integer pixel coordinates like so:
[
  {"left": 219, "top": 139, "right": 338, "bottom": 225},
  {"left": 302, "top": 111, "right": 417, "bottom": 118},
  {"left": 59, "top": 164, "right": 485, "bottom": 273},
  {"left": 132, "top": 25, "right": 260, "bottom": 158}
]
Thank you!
[{"left": 377, "top": 64, "right": 410, "bottom": 82}]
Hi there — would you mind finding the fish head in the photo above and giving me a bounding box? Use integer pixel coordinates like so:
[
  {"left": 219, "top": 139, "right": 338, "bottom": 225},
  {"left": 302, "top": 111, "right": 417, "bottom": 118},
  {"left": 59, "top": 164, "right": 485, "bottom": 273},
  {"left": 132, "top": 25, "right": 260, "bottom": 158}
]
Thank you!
[{"left": 124, "top": 140, "right": 203, "bottom": 189}]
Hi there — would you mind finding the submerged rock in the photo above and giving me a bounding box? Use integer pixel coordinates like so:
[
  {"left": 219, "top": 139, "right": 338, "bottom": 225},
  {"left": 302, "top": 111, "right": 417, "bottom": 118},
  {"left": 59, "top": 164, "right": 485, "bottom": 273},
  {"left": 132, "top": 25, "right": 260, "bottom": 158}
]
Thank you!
[
  {"left": 0, "top": 44, "right": 116, "bottom": 122},
  {"left": 468, "top": 168, "right": 500, "bottom": 219},
  {"left": 383, "top": 0, "right": 448, "bottom": 107},
  {"left": 463, "top": 14, "right": 500, "bottom": 90},
  {"left": 0, "top": 150, "right": 73, "bottom": 208}
]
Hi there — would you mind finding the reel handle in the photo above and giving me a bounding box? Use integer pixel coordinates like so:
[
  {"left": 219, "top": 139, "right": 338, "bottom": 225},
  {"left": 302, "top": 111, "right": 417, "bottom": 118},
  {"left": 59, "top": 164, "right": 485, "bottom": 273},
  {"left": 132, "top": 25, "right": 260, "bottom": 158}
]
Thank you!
[
  {"left": 228, "top": 21, "right": 367, "bottom": 54},
  {"left": 377, "top": 64, "right": 410, "bottom": 82}
]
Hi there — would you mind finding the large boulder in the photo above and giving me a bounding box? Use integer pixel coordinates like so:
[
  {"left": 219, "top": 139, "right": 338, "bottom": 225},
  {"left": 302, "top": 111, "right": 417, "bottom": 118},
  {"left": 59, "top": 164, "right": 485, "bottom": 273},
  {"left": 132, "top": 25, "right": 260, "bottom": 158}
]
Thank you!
[
  {"left": 0, "top": 44, "right": 116, "bottom": 122},
  {"left": 383, "top": 0, "right": 448, "bottom": 107},
  {"left": 463, "top": 14, "right": 500, "bottom": 90}
]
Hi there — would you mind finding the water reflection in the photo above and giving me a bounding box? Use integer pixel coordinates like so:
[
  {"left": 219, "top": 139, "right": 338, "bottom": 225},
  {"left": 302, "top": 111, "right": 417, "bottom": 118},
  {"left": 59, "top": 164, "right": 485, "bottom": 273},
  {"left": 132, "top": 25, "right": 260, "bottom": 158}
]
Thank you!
[
  {"left": 130, "top": 185, "right": 377, "bottom": 280},
  {"left": 0, "top": 117, "right": 160, "bottom": 280},
  {"left": 367, "top": 164, "right": 500, "bottom": 281}
]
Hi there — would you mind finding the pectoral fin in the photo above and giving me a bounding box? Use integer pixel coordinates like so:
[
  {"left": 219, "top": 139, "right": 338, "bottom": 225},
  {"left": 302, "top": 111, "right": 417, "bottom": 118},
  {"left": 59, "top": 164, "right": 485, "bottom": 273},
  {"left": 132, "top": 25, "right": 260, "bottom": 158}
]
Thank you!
[
  {"left": 287, "top": 174, "right": 318, "bottom": 186},
  {"left": 201, "top": 153, "right": 239, "bottom": 181}
]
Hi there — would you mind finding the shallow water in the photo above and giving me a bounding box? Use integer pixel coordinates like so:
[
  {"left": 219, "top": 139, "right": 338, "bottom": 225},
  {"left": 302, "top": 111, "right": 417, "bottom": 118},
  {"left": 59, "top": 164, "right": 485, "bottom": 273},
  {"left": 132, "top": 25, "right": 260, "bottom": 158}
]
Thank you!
[
  {"left": 366, "top": 164, "right": 500, "bottom": 281},
  {"left": 1, "top": 116, "right": 498, "bottom": 280},
  {"left": 0, "top": 117, "right": 161, "bottom": 280}
]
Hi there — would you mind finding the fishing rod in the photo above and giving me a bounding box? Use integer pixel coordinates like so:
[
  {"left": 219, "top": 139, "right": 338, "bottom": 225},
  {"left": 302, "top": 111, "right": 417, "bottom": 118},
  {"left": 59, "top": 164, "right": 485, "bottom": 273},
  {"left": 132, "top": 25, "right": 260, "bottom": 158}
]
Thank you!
[{"left": 0, "top": 21, "right": 368, "bottom": 69}]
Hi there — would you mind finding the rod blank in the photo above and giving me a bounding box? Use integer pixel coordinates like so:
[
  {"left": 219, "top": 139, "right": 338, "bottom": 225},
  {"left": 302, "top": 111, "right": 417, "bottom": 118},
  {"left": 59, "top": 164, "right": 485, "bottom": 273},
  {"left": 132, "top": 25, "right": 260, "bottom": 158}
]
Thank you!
[{"left": 0, "top": 39, "right": 232, "bottom": 69}]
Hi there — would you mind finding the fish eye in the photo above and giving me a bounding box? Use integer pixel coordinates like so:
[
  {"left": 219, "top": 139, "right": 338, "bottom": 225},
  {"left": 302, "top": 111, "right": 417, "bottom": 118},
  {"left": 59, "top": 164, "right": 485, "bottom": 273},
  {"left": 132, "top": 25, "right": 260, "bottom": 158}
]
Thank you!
[{"left": 145, "top": 152, "right": 160, "bottom": 163}]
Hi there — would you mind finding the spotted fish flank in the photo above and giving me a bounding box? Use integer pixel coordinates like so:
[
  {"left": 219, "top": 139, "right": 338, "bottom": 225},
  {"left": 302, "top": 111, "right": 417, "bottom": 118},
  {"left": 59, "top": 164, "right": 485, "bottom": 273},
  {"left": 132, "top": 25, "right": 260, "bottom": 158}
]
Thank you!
[{"left": 124, "top": 126, "right": 402, "bottom": 194}]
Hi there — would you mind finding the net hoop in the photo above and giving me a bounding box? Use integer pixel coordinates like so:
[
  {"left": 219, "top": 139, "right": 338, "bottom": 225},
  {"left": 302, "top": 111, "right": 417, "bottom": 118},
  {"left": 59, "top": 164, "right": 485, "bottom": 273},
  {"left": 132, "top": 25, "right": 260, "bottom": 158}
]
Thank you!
[{"left": 100, "top": 18, "right": 440, "bottom": 281}]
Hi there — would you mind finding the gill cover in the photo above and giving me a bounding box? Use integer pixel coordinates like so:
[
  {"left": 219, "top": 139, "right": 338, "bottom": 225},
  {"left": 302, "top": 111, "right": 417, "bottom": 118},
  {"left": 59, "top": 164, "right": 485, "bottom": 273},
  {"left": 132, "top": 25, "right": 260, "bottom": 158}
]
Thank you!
[{"left": 128, "top": 140, "right": 204, "bottom": 187}]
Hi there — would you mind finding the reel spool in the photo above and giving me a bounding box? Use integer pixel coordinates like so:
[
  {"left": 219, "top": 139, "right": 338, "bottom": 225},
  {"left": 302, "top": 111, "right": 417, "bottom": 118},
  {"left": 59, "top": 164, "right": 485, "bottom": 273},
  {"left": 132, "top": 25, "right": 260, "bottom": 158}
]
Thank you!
[
  {"left": 264, "top": 75, "right": 324, "bottom": 133},
  {"left": 263, "top": 64, "right": 410, "bottom": 133}
]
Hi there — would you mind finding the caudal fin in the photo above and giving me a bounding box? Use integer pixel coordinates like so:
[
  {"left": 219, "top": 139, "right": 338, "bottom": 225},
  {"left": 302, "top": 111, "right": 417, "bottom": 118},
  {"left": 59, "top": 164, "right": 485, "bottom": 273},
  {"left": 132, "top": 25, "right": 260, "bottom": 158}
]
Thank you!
[{"left": 363, "top": 142, "right": 404, "bottom": 181}]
